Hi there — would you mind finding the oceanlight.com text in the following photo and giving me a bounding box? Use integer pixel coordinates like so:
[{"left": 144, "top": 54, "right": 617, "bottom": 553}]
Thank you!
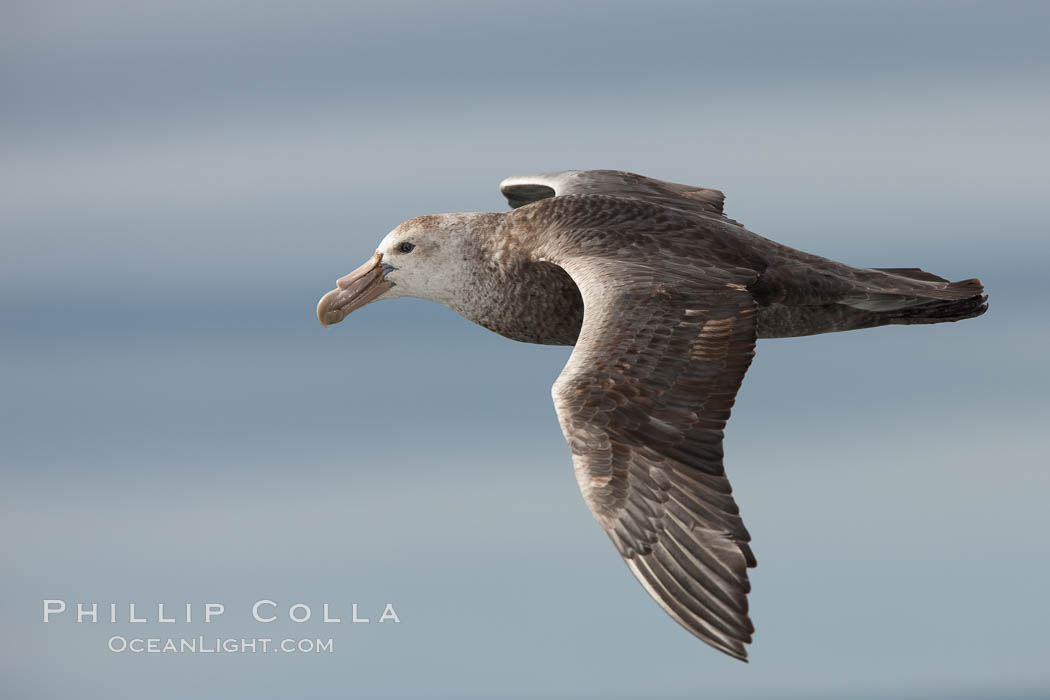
[{"left": 107, "top": 636, "right": 334, "bottom": 654}]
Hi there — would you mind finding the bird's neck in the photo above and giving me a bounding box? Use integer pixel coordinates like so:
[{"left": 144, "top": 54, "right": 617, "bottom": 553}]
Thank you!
[{"left": 442, "top": 216, "right": 583, "bottom": 346}]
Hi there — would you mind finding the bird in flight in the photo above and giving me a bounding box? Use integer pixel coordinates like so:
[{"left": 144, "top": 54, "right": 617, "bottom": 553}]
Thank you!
[{"left": 316, "top": 170, "right": 987, "bottom": 661}]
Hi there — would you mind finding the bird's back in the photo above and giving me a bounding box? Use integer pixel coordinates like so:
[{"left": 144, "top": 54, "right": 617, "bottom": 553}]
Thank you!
[{"left": 490, "top": 194, "right": 985, "bottom": 343}]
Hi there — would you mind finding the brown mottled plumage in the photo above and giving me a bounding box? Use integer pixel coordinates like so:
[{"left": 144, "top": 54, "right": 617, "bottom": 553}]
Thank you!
[{"left": 316, "top": 170, "right": 987, "bottom": 661}]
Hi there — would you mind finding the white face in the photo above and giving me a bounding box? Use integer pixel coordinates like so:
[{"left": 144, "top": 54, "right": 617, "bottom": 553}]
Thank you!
[
  {"left": 372, "top": 214, "right": 477, "bottom": 305},
  {"left": 316, "top": 212, "right": 488, "bottom": 328}
]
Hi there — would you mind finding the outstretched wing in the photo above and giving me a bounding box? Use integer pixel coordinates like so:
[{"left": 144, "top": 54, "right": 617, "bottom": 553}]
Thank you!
[
  {"left": 551, "top": 255, "right": 760, "bottom": 661},
  {"left": 501, "top": 169, "right": 726, "bottom": 217}
]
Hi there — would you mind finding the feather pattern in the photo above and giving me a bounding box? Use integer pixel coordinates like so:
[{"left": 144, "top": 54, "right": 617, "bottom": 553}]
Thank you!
[
  {"left": 542, "top": 232, "right": 760, "bottom": 659},
  {"left": 498, "top": 176, "right": 985, "bottom": 660}
]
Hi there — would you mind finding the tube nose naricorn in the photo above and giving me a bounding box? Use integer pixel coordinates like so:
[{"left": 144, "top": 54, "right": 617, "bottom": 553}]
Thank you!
[{"left": 316, "top": 253, "right": 393, "bottom": 327}]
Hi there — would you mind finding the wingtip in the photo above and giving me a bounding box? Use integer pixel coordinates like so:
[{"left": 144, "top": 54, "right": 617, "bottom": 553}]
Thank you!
[{"left": 721, "top": 643, "right": 750, "bottom": 663}]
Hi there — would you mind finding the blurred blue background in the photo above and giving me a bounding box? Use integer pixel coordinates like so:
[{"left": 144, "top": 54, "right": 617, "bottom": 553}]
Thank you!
[{"left": 2, "top": 1, "right": 1049, "bottom": 698}]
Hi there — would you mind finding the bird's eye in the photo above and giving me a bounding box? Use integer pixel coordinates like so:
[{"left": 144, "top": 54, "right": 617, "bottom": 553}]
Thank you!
[{"left": 397, "top": 242, "right": 416, "bottom": 254}]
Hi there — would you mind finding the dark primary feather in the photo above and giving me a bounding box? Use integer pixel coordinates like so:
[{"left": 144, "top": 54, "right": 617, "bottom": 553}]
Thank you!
[{"left": 546, "top": 241, "right": 761, "bottom": 660}]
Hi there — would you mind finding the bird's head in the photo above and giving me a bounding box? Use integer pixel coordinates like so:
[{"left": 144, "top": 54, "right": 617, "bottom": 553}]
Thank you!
[{"left": 316, "top": 213, "right": 494, "bottom": 327}]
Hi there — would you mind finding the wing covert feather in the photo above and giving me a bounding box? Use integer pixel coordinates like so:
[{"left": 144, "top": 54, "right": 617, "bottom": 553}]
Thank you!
[{"left": 550, "top": 261, "right": 759, "bottom": 661}]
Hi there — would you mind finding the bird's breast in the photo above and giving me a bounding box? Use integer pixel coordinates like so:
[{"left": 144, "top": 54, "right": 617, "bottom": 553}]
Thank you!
[{"left": 456, "top": 260, "right": 584, "bottom": 346}]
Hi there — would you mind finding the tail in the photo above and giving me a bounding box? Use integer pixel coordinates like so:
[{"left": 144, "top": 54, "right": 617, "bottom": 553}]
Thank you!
[
  {"left": 867, "top": 270, "right": 988, "bottom": 325},
  {"left": 752, "top": 266, "right": 987, "bottom": 338}
]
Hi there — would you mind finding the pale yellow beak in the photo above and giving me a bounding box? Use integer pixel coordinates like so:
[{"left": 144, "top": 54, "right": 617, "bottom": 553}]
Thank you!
[{"left": 316, "top": 253, "right": 394, "bottom": 327}]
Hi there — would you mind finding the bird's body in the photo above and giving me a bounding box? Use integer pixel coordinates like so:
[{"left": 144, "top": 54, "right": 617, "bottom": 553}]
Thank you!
[{"left": 317, "top": 170, "right": 987, "bottom": 661}]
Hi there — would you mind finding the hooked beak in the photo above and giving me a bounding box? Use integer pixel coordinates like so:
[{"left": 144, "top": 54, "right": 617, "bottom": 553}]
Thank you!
[{"left": 316, "top": 253, "right": 395, "bottom": 327}]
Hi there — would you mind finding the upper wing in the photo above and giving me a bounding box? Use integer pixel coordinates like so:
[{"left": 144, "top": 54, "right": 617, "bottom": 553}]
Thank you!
[
  {"left": 500, "top": 169, "right": 726, "bottom": 217},
  {"left": 551, "top": 255, "right": 759, "bottom": 661}
]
